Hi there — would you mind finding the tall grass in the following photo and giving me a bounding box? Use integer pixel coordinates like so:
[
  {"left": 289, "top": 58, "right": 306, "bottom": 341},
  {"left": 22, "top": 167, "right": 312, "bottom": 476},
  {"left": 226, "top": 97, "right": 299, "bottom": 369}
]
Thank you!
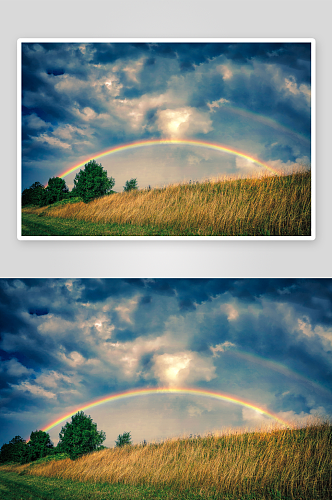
[
  {"left": 5, "top": 421, "right": 331, "bottom": 499},
  {"left": 23, "top": 171, "right": 311, "bottom": 236}
]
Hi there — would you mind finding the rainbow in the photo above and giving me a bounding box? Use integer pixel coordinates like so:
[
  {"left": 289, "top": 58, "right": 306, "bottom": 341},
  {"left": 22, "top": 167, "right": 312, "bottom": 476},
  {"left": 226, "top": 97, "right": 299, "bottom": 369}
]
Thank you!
[
  {"left": 42, "top": 387, "right": 291, "bottom": 433},
  {"left": 222, "top": 349, "right": 332, "bottom": 399},
  {"left": 219, "top": 105, "right": 310, "bottom": 145},
  {"left": 59, "top": 139, "right": 280, "bottom": 179}
]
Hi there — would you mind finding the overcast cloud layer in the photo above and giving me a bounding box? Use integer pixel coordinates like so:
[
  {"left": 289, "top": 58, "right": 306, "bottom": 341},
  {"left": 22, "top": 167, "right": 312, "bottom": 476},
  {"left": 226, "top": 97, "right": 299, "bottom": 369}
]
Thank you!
[
  {"left": 0, "top": 279, "right": 331, "bottom": 447},
  {"left": 21, "top": 42, "right": 312, "bottom": 191}
]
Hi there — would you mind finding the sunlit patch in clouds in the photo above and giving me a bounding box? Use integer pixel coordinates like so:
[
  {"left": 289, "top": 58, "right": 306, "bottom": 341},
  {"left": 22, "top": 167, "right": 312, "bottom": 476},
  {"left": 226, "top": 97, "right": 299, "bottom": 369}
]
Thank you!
[
  {"left": 152, "top": 352, "right": 216, "bottom": 386},
  {"left": 156, "top": 107, "right": 213, "bottom": 138}
]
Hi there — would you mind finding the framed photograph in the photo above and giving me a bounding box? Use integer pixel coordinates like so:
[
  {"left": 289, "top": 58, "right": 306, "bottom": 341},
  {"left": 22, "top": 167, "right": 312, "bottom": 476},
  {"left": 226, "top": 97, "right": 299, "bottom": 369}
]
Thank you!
[{"left": 18, "top": 39, "right": 315, "bottom": 239}]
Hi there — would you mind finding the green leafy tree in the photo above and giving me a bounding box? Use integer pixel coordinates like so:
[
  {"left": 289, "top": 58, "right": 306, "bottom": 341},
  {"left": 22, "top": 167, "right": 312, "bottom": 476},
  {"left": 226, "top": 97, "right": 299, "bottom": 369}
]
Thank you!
[
  {"left": 123, "top": 178, "right": 138, "bottom": 192},
  {"left": 0, "top": 436, "right": 28, "bottom": 463},
  {"left": 41, "top": 177, "right": 69, "bottom": 206},
  {"left": 73, "top": 160, "right": 115, "bottom": 203},
  {"left": 26, "top": 430, "right": 54, "bottom": 462},
  {"left": 115, "top": 431, "right": 132, "bottom": 447},
  {"left": 22, "top": 181, "right": 45, "bottom": 206},
  {"left": 58, "top": 411, "right": 106, "bottom": 460}
]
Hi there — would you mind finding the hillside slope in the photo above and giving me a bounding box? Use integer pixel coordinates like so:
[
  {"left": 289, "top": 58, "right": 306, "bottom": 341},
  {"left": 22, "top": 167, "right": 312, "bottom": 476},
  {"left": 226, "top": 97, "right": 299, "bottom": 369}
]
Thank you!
[{"left": 22, "top": 171, "right": 311, "bottom": 236}]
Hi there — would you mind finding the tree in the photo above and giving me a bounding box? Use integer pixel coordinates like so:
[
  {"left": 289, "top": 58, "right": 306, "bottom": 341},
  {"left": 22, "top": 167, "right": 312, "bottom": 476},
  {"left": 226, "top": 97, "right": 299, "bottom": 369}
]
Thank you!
[
  {"left": 0, "top": 436, "right": 28, "bottom": 463},
  {"left": 22, "top": 181, "right": 45, "bottom": 206},
  {"left": 73, "top": 160, "right": 115, "bottom": 203},
  {"left": 123, "top": 178, "right": 138, "bottom": 192},
  {"left": 26, "top": 430, "right": 54, "bottom": 462},
  {"left": 57, "top": 411, "right": 106, "bottom": 460},
  {"left": 115, "top": 431, "right": 132, "bottom": 447},
  {"left": 41, "top": 177, "right": 69, "bottom": 206}
]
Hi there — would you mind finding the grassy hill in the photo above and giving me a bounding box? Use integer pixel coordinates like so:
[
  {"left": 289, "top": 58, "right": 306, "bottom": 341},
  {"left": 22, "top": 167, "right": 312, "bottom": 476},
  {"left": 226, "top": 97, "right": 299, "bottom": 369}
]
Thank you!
[
  {"left": 22, "top": 171, "right": 311, "bottom": 237},
  {"left": 1, "top": 421, "right": 331, "bottom": 499}
]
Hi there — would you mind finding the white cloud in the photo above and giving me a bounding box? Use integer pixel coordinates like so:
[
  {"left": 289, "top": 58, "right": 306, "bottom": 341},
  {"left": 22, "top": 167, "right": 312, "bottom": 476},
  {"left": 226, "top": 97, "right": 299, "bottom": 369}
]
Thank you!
[
  {"left": 284, "top": 77, "right": 311, "bottom": 104},
  {"left": 100, "top": 334, "right": 171, "bottom": 378},
  {"left": 36, "top": 315, "right": 75, "bottom": 335},
  {"left": 221, "top": 303, "right": 239, "bottom": 321},
  {"left": 242, "top": 407, "right": 271, "bottom": 426},
  {"left": 156, "top": 107, "right": 213, "bottom": 138},
  {"left": 152, "top": 351, "right": 216, "bottom": 386},
  {"left": 217, "top": 64, "right": 233, "bottom": 80},
  {"left": 74, "top": 107, "right": 98, "bottom": 122},
  {"left": 235, "top": 155, "right": 311, "bottom": 175},
  {"left": 210, "top": 341, "right": 236, "bottom": 357},
  {"left": 297, "top": 317, "right": 332, "bottom": 348},
  {"left": 114, "top": 298, "right": 138, "bottom": 323},
  {"left": 0, "top": 359, "right": 34, "bottom": 377},
  {"left": 122, "top": 60, "right": 144, "bottom": 83},
  {"left": 11, "top": 381, "right": 56, "bottom": 399},
  {"left": 275, "top": 407, "right": 329, "bottom": 428},
  {"left": 35, "top": 370, "right": 72, "bottom": 389},
  {"left": 35, "top": 133, "right": 72, "bottom": 149},
  {"left": 207, "top": 97, "right": 230, "bottom": 112},
  {"left": 235, "top": 157, "right": 257, "bottom": 170},
  {"left": 297, "top": 317, "right": 313, "bottom": 337},
  {"left": 23, "top": 113, "right": 49, "bottom": 129}
]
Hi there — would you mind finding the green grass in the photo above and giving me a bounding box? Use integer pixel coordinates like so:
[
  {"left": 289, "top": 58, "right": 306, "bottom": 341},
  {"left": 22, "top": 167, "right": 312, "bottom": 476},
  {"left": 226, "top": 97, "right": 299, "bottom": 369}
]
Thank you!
[
  {"left": 21, "top": 214, "right": 176, "bottom": 236},
  {"left": 0, "top": 470, "right": 306, "bottom": 500}
]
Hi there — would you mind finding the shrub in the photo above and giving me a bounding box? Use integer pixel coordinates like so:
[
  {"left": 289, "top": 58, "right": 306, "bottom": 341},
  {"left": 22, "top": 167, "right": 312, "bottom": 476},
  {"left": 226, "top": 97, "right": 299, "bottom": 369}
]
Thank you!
[
  {"left": 115, "top": 432, "right": 132, "bottom": 447},
  {"left": 123, "top": 178, "right": 138, "bottom": 192}
]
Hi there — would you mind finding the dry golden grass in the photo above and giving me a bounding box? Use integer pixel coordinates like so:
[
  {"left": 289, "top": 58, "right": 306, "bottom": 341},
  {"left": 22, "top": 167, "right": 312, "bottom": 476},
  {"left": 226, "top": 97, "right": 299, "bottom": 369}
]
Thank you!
[
  {"left": 4, "top": 420, "right": 331, "bottom": 498},
  {"left": 23, "top": 171, "right": 311, "bottom": 236}
]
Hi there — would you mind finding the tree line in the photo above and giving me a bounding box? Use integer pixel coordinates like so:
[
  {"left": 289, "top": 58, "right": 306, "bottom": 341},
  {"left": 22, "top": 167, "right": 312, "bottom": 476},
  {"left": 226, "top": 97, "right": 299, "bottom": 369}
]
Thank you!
[
  {"left": 0, "top": 411, "right": 132, "bottom": 464},
  {"left": 22, "top": 160, "right": 139, "bottom": 206}
]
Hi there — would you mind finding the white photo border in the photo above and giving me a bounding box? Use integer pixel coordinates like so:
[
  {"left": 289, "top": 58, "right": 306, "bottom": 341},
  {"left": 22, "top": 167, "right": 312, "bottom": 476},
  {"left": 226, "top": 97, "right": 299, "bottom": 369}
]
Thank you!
[{"left": 17, "top": 38, "right": 316, "bottom": 241}]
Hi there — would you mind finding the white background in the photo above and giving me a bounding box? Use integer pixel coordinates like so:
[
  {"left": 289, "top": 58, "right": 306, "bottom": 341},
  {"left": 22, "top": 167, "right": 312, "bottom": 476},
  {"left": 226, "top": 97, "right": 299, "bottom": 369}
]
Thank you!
[{"left": 1, "top": 0, "right": 331, "bottom": 278}]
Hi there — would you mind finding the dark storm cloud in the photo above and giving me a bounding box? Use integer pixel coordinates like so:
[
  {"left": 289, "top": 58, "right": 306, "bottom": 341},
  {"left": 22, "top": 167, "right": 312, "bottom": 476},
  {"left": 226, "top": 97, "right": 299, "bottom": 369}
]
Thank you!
[
  {"left": 46, "top": 68, "right": 65, "bottom": 76},
  {"left": 78, "top": 278, "right": 145, "bottom": 302},
  {"left": 152, "top": 42, "right": 310, "bottom": 75},
  {"left": 91, "top": 43, "right": 147, "bottom": 64},
  {"left": 28, "top": 308, "right": 49, "bottom": 316},
  {"left": 79, "top": 278, "right": 332, "bottom": 325}
]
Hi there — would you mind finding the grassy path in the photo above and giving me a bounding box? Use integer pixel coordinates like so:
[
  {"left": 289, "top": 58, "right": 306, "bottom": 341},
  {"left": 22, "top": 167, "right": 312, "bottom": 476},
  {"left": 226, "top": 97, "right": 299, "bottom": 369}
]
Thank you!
[
  {"left": 21, "top": 214, "right": 175, "bottom": 236},
  {"left": 0, "top": 470, "right": 205, "bottom": 500},
  {"left": 0, "top": 469, "right": 324, "bottom": 500}
]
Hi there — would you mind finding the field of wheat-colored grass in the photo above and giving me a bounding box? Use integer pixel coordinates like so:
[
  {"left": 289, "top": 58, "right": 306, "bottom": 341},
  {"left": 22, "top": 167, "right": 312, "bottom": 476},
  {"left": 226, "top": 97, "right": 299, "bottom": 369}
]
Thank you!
[
  {"left": 3, "top": 421, "right": 330, "bottom": 499},
  {"left": 22, "top": 171, "right": 311, "bottom": 236}
]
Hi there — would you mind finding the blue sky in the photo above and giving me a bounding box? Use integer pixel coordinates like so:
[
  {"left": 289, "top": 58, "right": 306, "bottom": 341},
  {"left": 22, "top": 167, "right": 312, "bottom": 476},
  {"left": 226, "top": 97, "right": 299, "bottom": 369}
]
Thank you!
[
  {"left": 21, "top": 42, "right": 311, "bottom": 191},
  {"left": 1, "top": 279, "right": 331, "bottom": 447}
]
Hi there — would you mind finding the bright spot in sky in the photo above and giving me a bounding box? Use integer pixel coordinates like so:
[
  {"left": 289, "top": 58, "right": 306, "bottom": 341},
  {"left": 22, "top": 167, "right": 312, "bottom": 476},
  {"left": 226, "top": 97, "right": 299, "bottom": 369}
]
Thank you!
[{"left": 166, "top": 110, "right": 190, "bottom": 135}]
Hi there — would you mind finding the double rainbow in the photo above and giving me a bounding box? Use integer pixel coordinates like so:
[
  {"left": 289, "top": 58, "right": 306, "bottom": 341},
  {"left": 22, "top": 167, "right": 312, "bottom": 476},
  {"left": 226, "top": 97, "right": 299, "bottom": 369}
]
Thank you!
[
  {"left": 224, "top": 349, "right": 332, "bottom": 399},
  {"left": 219, "top": 105, "right": 310, "bottom": 145},
  {"left": 42, "top": 387, "right": 291, "bottom": 433},
  {"left": 59, "top": 139, "right": 280, "bottom": 179}
]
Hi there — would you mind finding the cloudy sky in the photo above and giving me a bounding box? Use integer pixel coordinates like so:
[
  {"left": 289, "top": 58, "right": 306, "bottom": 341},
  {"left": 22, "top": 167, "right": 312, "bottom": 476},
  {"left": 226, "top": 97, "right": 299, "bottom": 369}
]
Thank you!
[
  {"left": 0, "top": 279, "right": 331, "bottom": 448},
  {"left": 21, "top": 41, "right": 312, "bottom": 191}
]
